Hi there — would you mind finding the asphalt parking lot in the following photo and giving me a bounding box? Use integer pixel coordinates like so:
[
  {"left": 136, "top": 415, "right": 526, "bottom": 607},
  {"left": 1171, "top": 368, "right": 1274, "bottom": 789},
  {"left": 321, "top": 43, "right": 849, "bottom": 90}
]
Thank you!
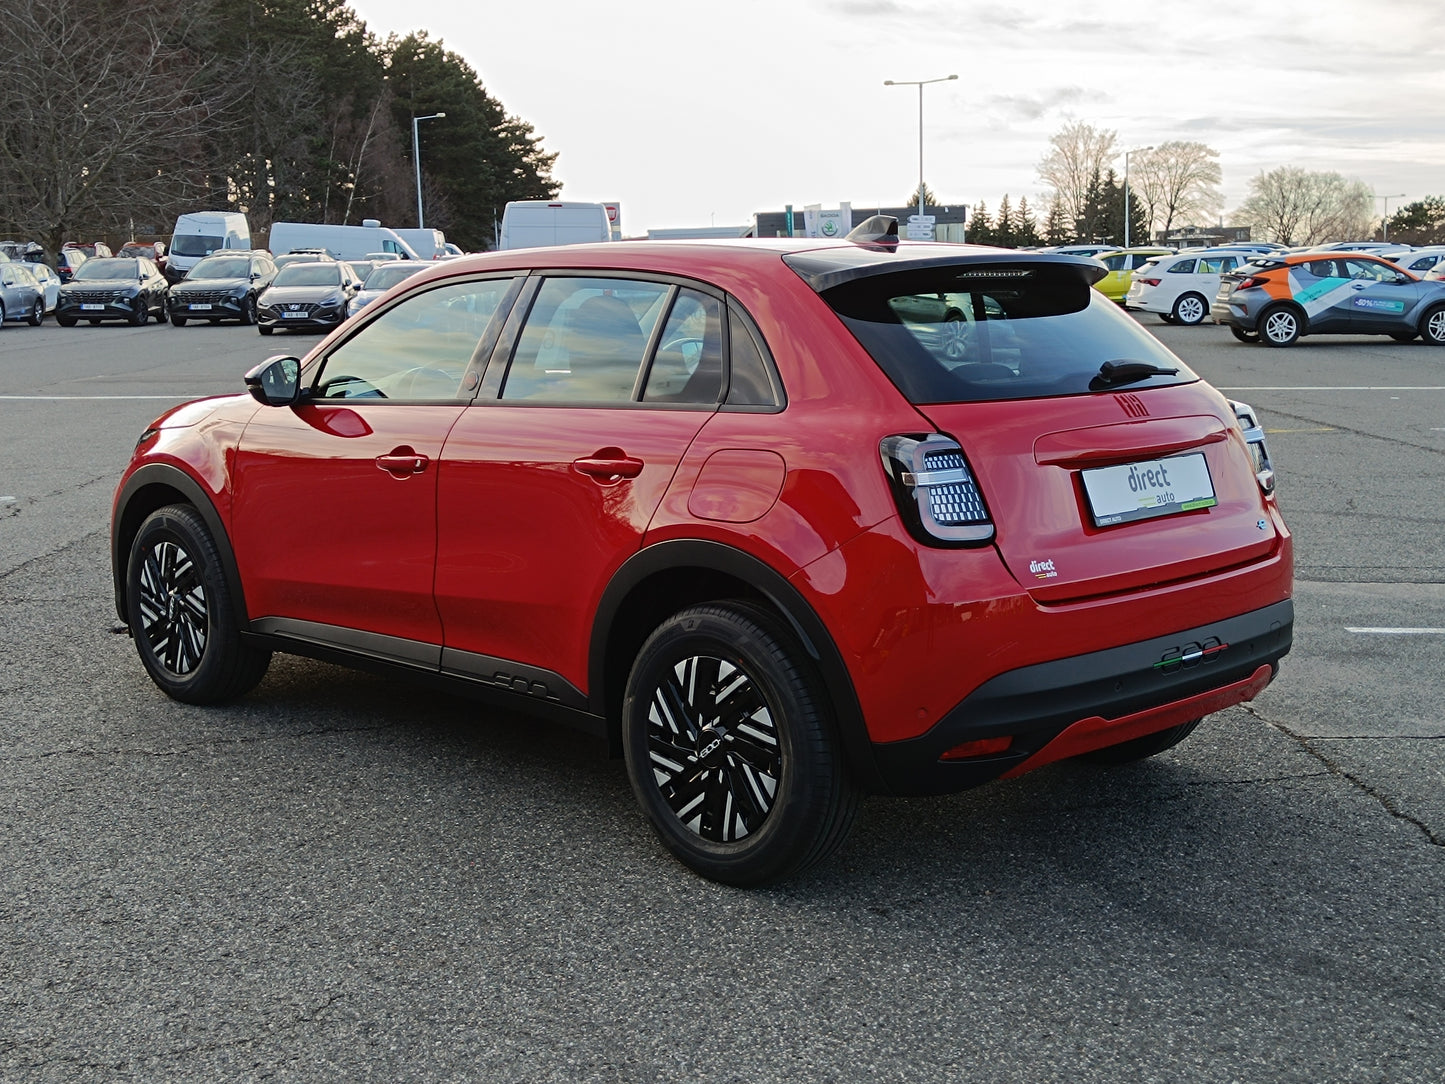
[{"left": 2, "top": 315, "right": 1442, "bottom": 1082}]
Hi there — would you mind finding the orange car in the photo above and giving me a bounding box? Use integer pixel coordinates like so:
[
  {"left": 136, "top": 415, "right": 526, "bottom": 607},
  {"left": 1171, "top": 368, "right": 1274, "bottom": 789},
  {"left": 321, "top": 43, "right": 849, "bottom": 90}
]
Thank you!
[{"left": 1212, "top": 251, "right": 1445, "bottom": 346}]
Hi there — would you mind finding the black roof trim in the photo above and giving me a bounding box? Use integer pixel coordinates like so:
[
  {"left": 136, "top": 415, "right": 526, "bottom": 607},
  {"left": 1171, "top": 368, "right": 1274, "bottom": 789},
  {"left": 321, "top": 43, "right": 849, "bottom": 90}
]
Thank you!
[{"left": 782, "top": 245, "right": 1108, "bottom": 293}]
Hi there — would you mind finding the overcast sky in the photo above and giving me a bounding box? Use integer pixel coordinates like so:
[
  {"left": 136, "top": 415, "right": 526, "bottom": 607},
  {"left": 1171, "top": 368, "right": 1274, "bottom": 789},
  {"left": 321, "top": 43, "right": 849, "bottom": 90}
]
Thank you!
[{"left": 348, "top": 0, "right": 1445, "bottom": 237}]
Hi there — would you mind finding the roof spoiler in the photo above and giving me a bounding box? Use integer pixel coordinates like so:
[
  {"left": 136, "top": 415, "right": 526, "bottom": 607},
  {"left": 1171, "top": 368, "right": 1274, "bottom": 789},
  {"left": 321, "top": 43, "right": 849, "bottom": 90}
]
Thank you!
[{"left": 846, "top": 215, "right": 900, "bottom": 247}]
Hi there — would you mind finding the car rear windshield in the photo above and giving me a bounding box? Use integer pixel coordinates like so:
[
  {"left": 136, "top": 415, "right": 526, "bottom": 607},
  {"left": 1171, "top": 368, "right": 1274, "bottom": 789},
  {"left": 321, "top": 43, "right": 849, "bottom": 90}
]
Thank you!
[{"left": 819, "top": 264, "right": 1197, "bottom": 403}]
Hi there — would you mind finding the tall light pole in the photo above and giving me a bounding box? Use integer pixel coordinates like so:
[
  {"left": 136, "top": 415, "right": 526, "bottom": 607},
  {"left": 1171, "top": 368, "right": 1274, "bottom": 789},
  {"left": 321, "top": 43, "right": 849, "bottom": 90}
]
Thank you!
[
  {"left": 412, "top": 112, "right": 446, "bottom": 228},
  {"left": 1376, "top": 192, "right": 1405, "bottom": 242},
  {"left": 1123, "top": 145, "right": 1153, "bottom": 248},
  {"left": 884, "top": 74, "right": 957, "bottom": 223}
]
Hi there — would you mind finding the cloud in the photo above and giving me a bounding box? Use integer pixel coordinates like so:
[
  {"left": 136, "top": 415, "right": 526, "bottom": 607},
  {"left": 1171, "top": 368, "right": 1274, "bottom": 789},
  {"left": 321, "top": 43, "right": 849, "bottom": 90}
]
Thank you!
[{"left": 982, "top": 87, "right": 1089, "bottom": 123}]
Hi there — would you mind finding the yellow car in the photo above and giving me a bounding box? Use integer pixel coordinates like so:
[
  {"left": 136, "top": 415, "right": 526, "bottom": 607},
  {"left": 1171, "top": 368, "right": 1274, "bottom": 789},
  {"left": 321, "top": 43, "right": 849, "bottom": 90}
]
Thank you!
[{"left": 1094, "top": 247, "right": 1174, "bottom": 303}]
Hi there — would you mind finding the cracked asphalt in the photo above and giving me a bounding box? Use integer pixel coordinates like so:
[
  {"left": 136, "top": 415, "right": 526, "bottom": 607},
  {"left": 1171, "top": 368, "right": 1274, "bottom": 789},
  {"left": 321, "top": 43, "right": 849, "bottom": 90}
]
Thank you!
[{"left": 1, "top": 319, "right": 1442, "bottom": 1083}]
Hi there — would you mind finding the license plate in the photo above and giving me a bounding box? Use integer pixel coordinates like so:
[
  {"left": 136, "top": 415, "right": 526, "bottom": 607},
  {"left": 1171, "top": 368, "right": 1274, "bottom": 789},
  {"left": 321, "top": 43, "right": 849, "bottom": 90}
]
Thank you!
[
  {"left": 189, "top": 303, "right": 212, "bottom": 310},
  {"left": 1081, "top": 452, "right": 1217, "bottom": 527},
  {"left": 81, "top": 303, "right": 104, "bottom": 311},
  {"left": 283, "top": 311, "right": 308, "bottom": 319}
]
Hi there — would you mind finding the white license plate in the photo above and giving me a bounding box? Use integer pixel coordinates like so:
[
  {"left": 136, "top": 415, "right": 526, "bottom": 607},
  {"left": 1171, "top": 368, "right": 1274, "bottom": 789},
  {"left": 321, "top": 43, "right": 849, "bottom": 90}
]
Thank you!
[
  {"left": 1081, "top": 452, "right": 1217, "bottom": 527},
  {"left": 81, "top": 303, "right": 104, "bottom": 311},
  {"left": 283, "top": 311, "right": 308, "bottom": 319},
  {"left": 189, "top": 303, "right": 212, "bottom": 311}
]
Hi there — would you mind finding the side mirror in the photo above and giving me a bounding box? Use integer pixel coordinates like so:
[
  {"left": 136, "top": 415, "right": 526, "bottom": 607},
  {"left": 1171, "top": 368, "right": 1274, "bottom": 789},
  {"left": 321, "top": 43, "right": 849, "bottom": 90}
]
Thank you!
[{"left": 244, "top": 355, "right": 302, "bottom": 407}]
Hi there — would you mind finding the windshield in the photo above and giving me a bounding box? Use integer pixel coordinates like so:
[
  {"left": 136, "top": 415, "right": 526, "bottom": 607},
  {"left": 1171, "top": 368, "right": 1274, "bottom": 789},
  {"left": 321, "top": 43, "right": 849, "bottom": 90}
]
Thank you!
[
  {"left": 170, "top": 234, "right": 226, "bottom": 257},
  {"left": 73, "top": 258, "right": 140, "bottom": 281},
  {"left": 364, "top": 264, "right": 425, "bottom": 291},
  {"left": 273, "top": 263, "right": 342, "bottom": 286},
  {"left": 189, "top": 257, "right": 251, "bottom": 279},
  {"left": 821, "top": 265, "right": 1196, "bottom": 404}
]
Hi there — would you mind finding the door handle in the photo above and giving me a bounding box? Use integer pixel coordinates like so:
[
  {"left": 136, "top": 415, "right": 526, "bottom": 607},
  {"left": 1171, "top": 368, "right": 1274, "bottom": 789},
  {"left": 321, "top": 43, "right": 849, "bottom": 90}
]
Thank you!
[
  {"left": 376, "top": 450, "right": 428, "bottom": 476},
  {"left": 572, "top": 450, "right": 643, "bottom": 482}
]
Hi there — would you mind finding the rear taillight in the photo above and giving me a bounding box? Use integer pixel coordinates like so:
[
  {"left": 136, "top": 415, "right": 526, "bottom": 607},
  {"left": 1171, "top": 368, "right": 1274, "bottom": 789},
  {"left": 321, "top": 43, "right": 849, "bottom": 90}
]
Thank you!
[
  {"left": 1137, "top": 277, "right": 1161, "bottom": 287},
  {"left": 1229, "top": 400, "right": 1275, "bottom": 495},
  {"left": 1235, "top": 276, "right": 1266, "bottom": 290},
  {"left": 880, "top": 434, "right": 994, "bottom": 545}
]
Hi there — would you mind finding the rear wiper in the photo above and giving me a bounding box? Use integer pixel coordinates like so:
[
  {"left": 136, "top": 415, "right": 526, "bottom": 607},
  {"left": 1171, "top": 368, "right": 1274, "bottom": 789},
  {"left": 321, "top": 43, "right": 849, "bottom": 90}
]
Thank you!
[{"left": 1091, "top": 359, "right": 1179, "bottom": 389}]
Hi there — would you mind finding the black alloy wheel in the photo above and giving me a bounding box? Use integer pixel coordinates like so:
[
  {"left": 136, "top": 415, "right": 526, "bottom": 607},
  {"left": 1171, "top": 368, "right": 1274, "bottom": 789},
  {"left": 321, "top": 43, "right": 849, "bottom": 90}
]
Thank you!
[
  {"left": 126, "top": 504, "right": 270, "bottom": 703},
  {"left": 240, "top": 295, "right": 258, "bottom": 325},
  {"left": 622, "top": 602, "right": 858, "bottom": 886},
  {"left": 129, "top": 298, "right": 148, "bottom": 326}
]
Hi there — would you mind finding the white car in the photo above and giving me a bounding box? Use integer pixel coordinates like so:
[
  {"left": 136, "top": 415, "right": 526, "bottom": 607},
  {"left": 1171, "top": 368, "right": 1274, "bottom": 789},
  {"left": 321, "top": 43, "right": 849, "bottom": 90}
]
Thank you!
[
  {"left": 1386, "top": 247, "right": 1445, "bottom": 276},
  {"left": 16, "top": 261, "right": 60, "bottom": 313},
  {"left": 346, "top": 261, "right": 429, "bottom": 317},
  {"left": 1125, "top": 249, "right": 1257, "bottom": 325}
]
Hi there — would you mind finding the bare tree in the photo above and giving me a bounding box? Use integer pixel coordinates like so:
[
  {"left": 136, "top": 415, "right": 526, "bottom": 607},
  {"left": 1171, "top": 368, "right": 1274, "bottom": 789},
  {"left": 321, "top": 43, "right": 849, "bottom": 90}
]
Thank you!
[
  {"left": 1036, "top": 121, "right": 1117, "bottom": 237},
  {"left": 0, "top": 0, "right": 240, "bottom": 253},
  {"left": 1233, "top": 167, "right": 1375, "bottom": 245},
  {"left": 1130, "top": 141, "right": 1223, "bottom": 237}
]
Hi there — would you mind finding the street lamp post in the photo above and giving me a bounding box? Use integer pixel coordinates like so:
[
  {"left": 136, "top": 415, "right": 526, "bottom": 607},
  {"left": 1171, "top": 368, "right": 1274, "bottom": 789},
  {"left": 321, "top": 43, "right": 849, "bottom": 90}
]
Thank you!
[
  {"left": 1377, "top": 192, "right": 1405, "bottom": 242},
  {"left": 1123, "top": 145, "right": 1153, "bottom": 249},
  {"left": 884, "top": 74, "right": 957, "bottom": 226},
  {"left": 412, "top": 112, "right": 447, "bottom": 228}
]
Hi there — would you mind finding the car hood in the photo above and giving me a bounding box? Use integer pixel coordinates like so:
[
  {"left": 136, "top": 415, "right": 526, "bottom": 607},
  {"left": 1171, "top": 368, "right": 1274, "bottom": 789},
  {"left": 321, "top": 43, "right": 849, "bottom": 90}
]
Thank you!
[
  {"left": 173, "top": 276, "right": 250, "bottom": 292},
  {"left": 262, "top": 285, "right": 342, "bottom": 301},
  {"left": 148, "top": 393, "right": 255, "bottom": 430},
  {"left": 61, "top": 278, "right": 143, "bottom": 290}
]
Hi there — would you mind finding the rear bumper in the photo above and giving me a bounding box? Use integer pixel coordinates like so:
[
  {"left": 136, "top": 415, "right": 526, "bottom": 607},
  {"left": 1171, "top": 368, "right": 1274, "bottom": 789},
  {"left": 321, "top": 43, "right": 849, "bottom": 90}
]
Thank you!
[{"left": 868, "top": 599, "right": 1293, "bottom": 795}]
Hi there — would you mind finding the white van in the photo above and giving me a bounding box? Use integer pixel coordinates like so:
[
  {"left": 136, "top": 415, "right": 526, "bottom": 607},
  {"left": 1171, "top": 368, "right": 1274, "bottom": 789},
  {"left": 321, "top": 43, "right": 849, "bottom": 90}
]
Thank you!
[
  {"left": 266, "top": 220, "right": 420, "bottom": 263},
  {"left": 167, "top": 211, "right": 251, "bottom": 283},
  {"left": 498, "top": 202, "right": 612, "bottom": 250},
  {"left": 393, "top": 228, "right": 448, "bottom": 260}
]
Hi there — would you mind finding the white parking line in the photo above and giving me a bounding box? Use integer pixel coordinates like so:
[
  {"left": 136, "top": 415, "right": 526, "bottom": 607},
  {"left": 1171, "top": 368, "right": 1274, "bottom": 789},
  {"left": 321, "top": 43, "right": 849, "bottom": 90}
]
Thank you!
[{"left": 1346, "top": 627, "right": 1445, "bottom": 635}]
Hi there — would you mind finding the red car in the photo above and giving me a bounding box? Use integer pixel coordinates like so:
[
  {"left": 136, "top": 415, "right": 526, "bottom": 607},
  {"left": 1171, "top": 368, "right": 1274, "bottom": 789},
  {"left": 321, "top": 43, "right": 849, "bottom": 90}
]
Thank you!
[{"left": 110, "top": 217, "right": 1293, "bottom": 885}]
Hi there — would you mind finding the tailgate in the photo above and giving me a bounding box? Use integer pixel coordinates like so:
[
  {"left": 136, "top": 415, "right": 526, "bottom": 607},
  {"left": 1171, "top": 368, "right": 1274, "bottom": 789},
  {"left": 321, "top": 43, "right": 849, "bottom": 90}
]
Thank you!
[{"left": 919, "top": 389, "right": 1279, "bottom": 602}]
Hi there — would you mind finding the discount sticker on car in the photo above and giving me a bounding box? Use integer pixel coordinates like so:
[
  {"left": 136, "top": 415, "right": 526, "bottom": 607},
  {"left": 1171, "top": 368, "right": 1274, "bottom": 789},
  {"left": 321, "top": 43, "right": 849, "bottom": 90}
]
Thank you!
[{"left": 1081, "top": 453, "right": 1216, "bottom": 526}]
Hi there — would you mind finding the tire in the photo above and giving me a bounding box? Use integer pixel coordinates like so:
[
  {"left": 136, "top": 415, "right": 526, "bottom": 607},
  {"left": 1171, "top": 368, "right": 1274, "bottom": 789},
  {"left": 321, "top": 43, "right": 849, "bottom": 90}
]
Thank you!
[
  {"left": 129, "top": 299, "right": 148, "bottom": 326},
  {"left": 258, "top": 324, "right": 273, "bottom": 335},
  {"left": 171, "top": 315, "right": 188, "bottom": 327},
  {"left": 1229, "top": 325, "right": 1259, "bottom": 343},
  {"left": 1421, "top": 304, "right": 1445, "bottom": 345},
  {"left": 1080, "top": 718, "right": 1202, "bottom": 765},
  {"left": 1171, "top": 292, "right": 1208, "bottom": 326},
  {"left": 125, "top": 504, "right": 271, "bottom": 704},
  {"left": 154, "top": 302, "right": 168, "bottom": 324},
  {"left": 0, "top": 299, "right": 5, "bottom": 323},
  {"left": 1259, "top": 305, "right": 1301, "bottom": 347},
  {"left": 57, "top": 313, "right": 76, "bottom": 327},
  {"left": 622, "top": 602, "right": 859, "bottom": 886},
  {"left": 26, "top": 298, "right": 43, "bottom": 326},
  {"left": 239, "top": 295, "right": 258, "bottom": 326}
]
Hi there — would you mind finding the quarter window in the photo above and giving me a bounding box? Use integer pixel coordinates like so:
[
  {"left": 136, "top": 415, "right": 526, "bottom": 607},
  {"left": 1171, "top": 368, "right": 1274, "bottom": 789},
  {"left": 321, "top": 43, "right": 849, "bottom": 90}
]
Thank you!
[{"left": 1168, "top": 259, "right": 1197, "bottom": 274}]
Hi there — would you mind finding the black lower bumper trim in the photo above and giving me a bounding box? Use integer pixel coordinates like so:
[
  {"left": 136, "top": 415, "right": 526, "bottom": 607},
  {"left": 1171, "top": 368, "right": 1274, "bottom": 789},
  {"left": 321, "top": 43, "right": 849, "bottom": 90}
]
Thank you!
[{"left": 870, "top": 599, "right": 1293, "bottom": 796}]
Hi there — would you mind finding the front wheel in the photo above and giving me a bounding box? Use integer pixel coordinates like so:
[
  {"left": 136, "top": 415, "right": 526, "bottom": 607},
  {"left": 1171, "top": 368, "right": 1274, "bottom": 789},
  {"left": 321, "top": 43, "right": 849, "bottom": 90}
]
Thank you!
[
  {"left": 129, "top": 299, "right": 148, "bottom": 326},
  {"left": 1080, "top": 718, "right": 1202, "bottom": 765},
  {"left": 622, "top": 603, "right": 859, "bottom": 886},
  {"left": 240, "top": 295, "right": 258, "bottom": 325},
  {"left": 27, "top": 298, "right": 44, "bottom": 326},
  {"left": 126, "top": 504, "right": 271, "bottom": 704},
  {"left": 1259, "top": 305, "right": 1301, "bottom": 347},
  {"left": 1421, "top": 304, "right": 1445, "bottom": 345},
  {"left": 1171, "top": 292, "right": 1208, "bottom": 326}
]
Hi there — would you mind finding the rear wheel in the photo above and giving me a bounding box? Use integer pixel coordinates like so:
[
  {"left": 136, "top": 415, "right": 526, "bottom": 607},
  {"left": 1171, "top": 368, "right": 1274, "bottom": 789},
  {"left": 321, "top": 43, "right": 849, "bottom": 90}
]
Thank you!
[
  {"left": 1259, "top": 305, "right": 1301, "bottom": 347},
  {"left": 1081, "top": 719, "right": 1202, "bottom": 765},
  {"left": 622, "top": 603, "right": 859, "bottom": 886},
  {"left": 126, "top": 504, "right": 271, "bottom": 704},
  {"left": 26, "top": 298, "right": 43, "bottom": 326},
  {"left": 1421, "top": 304, "right": 1445, "bottom": 345},
  {"left": 1171, "top": 292, "right": 1208, "bottom": 326}
]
